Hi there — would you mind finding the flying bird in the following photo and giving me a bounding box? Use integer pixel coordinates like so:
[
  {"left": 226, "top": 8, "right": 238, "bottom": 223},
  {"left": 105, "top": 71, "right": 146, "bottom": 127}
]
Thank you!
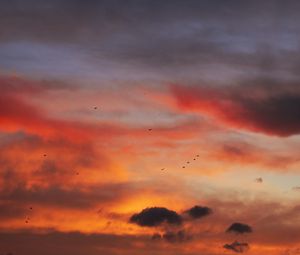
[
  {"left": 292, "top": 186, "right": 300, "bottom": 191},
  {"left": 255, "top": 177, "right": 263, "bottom": 183}
]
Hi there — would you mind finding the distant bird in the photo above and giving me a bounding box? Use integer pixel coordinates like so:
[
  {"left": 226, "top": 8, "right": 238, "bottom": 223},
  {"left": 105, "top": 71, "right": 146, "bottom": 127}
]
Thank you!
[
  {"left": 292, "top": 186, "right": 300, "bottom": 191},
  {"left": 43, "top": 154, "right": 47, "bottom": 157},
  {"left": 255, "top": 177, "right": 263, "bottom": 183},
  {"left": 76, "top": 172, "right": 79, "bottom": 175},
  {"left": 182, "top": 166, "right": 185, "bottom": 169},
  {"left": 148, "top": 128, "right": 152, "bottom": 131},
  {"left": 196, "top": 155, "right": 199, "bottom": 157},
  {"left": 193, "top": 158, "right": 196, "bottom": 160},
  {"left": 161, "top": 168, "right": 165, "bottom": 171},
  {"left": 29, "top": 207, "right": 33, "bottom": 210},
  {"left": 94, "top": 106, "right": 98, "bottom": 110},
  {"left": 187, "top": 161, "right": 190, "bottom": 164}
]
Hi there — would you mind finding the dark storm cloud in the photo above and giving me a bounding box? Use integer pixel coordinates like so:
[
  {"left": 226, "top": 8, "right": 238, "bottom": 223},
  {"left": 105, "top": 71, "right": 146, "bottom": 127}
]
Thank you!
[
  {"left": 223, "top": 241, "right": 250, "bottom": 253},
  {"left": 130, "top": 207, "right": 182, "bottom": 227},
  {"left": 2, "top": 0, "right": 300, "bottom": 79},
  {"left": 185, "top": 205, "right": 213, "bottom": 219},
  {"left": 171, "top": 81, "right": 300, "bottom": 137},
  {"left": 226, "top": 223, "right": 253, "bottom": 234}
]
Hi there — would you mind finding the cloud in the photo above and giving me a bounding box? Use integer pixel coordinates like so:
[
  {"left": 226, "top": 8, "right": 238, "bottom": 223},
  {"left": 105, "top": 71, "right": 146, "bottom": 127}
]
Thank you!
[
  {"left": 185, "top": 205, "right": 213, "bottom": 219},
  {"left": 152, "top": 230, "right": 190, "bottom": 243},
  {"left": 210, "top": 141, "right": 300, "bottom": 170},
  {"left": 226, "top": 223, "right": 253, "bottom": 234},
  {"left": 162, "top": 230, "right": 190, "bottom": 243},
  {"left": 130, "top": 207, "right": 182, "bottom": 227},
  {"left": 0, "top": 183, "right": 133, "bottom": 210},
  {"left": 0, "top": 231, "right": 160, "bottom": 255},
  {"left": 171, "top": 82, "right": 300, "bottom": 137},
  {"left": 151, "top": 233, "right": 162, "bottom": 240},
  {"left": 2, "top": 0, "right": 300, "bottom": 84},
  {"left": 223, "top": 241, "right": 249, "bottom": 253}
]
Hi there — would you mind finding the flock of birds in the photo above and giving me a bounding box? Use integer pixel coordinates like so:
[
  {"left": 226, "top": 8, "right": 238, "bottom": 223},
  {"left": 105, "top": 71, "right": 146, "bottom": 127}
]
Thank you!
[
  {"left": 19, "top": 105, "right": 299, "bottom": 255},
  {"left": 24, "top": 106, "right": 267, "bottom": 225}
]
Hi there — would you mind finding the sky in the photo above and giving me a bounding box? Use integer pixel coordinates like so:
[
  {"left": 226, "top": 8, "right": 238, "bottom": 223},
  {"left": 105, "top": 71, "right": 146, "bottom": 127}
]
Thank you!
[{"left": 1, "top": 0, "right": 300, "bottom": 254}]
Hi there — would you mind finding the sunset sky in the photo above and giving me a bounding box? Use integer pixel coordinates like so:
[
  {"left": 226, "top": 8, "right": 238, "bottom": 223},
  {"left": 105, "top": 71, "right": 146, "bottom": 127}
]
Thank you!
[{"left": 1, "top": 1, "right": 300, "bottom": 255}]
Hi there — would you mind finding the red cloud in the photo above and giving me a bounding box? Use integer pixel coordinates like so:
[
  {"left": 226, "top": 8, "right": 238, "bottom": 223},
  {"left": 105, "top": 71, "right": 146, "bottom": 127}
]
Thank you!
[{"left": 170, "top": 83, "right": 300, "bottom": 137}]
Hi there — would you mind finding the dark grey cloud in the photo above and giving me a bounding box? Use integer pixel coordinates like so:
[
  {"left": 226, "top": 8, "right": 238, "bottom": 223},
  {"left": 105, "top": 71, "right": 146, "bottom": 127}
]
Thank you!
[
  {"left": 151, "top": 230, "right": 190, "bottom": 243},
  {"left": 171, "top": 81, "right": 300, "bottom": 137},
  {"left": 162, "top": 230, "right": 189, "bottom": 243},
  {"left": 2, "top": 0, "right": 300, "bottom": 81},
  {"left": 226, "top": 223, "right": 253, "bottom": 234},
  {"left": 223, "top": 241, "right": 250, "bottom": 253},
  {"left": 130, "top": 207, "right": 182, "bottom": 227},
  {"left": 185, "top": 205, "right": 212, "bottom": 219}
]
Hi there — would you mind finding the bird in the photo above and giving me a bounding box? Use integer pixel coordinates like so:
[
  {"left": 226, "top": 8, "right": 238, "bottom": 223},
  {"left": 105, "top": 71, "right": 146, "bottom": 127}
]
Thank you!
[
  {"left": 196, "top": 154, "right": 199, "bottom": 157},
  {"left": 43, "top": 154, "right": 47, "bottom": 157},
  {"left": 29, "top": 207, "right": 33, "bottom": 210},
  {"left": 148, "top": 128, "right": 152, "bottom": 131},
  {"left": 94, "top": 106, "right": 98, "bottom": 110},
  {"left": 193, "top": 158, "right": 196, "bottom": 160},
  {"left": 255, "top": 177, "right": 263, "bottom": 183},
  {"left": 187, "top": 161, "right": 190, "bottom": 164},
  {"left": 161, "top": 168, "right": 165, "bottom": 171},
  {"left": 182, "top": 166, "right": 185, "bottom": 169}
]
